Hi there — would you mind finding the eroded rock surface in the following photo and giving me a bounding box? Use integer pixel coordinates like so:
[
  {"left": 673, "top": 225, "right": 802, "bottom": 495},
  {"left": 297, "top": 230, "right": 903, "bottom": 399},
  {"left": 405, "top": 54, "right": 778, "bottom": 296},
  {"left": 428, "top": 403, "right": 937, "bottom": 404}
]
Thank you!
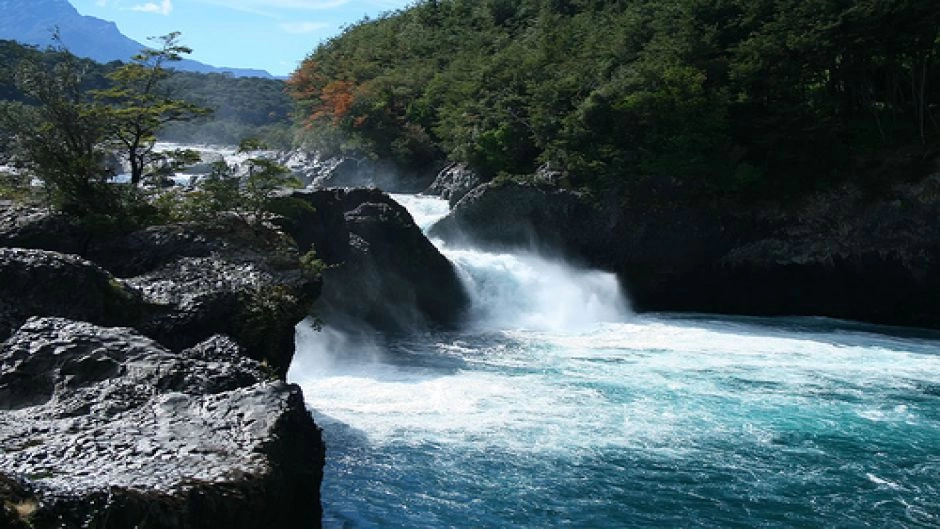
[
  {"left": 0, "top": 205, "right": 327, "bottom": 528},
  {"left": 423, "top": 162, "right": 483, "bottom": 207},
  {"left": 0, "top": 318, "right": 323, "bottom": 529},
  {"left": 0, "top": 248, "right": 141, "bottom": 341}
]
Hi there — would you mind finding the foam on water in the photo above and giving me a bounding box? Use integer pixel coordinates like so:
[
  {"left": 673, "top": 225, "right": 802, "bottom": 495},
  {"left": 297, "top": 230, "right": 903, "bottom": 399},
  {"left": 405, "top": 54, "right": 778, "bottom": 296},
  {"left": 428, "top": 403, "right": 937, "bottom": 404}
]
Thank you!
[
  {"left": 289, "top": 194, "right": 940, "bottom": 528},
  {"left": 391, "top": 193, "right": 631, "bottom": 331},
  {"left": 390, "top": 193, "right": 451, "bottom": 232}
]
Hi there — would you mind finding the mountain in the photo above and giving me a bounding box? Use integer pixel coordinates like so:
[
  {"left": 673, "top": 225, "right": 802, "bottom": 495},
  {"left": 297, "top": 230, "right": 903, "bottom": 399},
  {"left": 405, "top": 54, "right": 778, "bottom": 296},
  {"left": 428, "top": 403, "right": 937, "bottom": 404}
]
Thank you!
[{"left": 0, "top": 0, "right": 272, "bottom": 78}]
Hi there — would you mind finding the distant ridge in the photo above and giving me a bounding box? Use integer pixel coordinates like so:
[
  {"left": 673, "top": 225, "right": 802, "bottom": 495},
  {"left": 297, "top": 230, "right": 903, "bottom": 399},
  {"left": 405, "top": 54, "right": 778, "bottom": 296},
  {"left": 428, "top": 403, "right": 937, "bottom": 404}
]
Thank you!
[{"left": 0, "top": 0, "right": 273, "bottom": 78}]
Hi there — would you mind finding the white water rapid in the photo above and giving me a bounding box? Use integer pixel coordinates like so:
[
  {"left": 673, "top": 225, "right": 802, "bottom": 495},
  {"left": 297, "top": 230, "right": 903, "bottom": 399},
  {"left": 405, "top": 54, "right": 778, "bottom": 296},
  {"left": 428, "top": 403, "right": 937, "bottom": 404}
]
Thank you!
[
  {"left": 391, "top": 193, "right": 631, "bottom": 331},
  {"left": 287, "top": 193, "right": 940, "bottom": 529}
]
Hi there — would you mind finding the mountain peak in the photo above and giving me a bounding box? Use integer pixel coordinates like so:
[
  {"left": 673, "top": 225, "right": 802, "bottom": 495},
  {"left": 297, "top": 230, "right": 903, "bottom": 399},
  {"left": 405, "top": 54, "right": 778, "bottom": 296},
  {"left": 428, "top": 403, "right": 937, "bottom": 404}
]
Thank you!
[{"left": 0, "top": 0, "right": 272, "bottom": 78}]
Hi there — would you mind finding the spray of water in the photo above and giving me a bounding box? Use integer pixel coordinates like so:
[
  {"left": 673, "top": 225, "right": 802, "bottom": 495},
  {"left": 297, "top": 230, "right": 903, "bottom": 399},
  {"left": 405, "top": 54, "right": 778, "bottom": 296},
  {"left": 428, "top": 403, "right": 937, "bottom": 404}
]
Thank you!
[{"left": 391, "top": 193, "right": 631, "bottom": 331}]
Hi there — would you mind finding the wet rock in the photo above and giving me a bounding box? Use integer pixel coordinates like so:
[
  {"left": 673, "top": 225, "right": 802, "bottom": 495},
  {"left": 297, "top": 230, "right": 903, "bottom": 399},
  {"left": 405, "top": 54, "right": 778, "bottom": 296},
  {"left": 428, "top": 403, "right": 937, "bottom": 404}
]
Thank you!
[
  {"left": 0, "top": 318, "right": 324, "bottom": 529},
  {"left": 275, "top": 188, "right": 469, "bottom": 330},
  {"left": 310, "top": 157, "right": 441, "bottom": 193},
  {"left": 423, "top": 162, "right": 483, "bottom": 207}
]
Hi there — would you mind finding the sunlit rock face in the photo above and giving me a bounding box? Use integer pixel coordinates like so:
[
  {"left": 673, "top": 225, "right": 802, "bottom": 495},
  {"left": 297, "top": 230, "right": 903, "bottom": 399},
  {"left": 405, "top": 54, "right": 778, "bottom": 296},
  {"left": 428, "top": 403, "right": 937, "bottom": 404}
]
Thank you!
[
  {"left": 0, "top": 202, "right": 326, "bottom": 528},
  {"left": 0, "top": 318, "right": 323, "bottom": 529}
]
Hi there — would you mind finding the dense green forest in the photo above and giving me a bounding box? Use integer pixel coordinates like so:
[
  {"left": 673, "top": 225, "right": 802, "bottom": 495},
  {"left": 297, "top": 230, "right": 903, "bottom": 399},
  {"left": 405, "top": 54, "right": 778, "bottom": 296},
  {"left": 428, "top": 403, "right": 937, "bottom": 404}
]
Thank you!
[
  {"left": 159, "top": 71, "right": 293, "bottom": 147},
  {"left": 289, "top": 0, "right": 940, "bottom": 198},
  {"left": 0, "top": 40, "right": 292, "bottom": 149}
]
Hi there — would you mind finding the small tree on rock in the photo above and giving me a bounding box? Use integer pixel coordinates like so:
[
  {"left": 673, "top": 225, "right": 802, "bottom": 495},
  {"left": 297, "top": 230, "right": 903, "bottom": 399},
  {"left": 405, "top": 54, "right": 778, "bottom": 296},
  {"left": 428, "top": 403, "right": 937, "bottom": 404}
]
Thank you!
[
  {"left": 94, "top": 32, "right": 209, "bottom": 186},
  {"left": 0, "top": 45, "right": 111, "bottom": 213}
]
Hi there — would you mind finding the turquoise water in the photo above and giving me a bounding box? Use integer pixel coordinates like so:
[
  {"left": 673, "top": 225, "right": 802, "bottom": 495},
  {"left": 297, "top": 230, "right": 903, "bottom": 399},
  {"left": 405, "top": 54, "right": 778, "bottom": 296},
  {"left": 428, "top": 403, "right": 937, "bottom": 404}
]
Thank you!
[
  {"left": 288, "top": 195, "right": 940, "bottom": 528},
  {"left": 291, "top": 317, "right": 940, "bottom": 528}
]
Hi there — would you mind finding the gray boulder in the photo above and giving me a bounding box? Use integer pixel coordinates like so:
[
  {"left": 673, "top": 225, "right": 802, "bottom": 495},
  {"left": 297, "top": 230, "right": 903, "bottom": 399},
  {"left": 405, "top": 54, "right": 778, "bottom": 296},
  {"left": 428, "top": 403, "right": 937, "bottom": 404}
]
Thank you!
[
  {"left": 0, "top": 248, "right": 141, "bottom": 341},
  {"left": 0, "top": 317, "right": 324, "bottom": 529}
]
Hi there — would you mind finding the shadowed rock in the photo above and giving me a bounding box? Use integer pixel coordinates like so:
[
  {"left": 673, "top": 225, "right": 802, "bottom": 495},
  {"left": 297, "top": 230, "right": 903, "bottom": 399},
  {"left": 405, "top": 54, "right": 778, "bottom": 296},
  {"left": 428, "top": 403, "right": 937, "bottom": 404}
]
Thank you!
[
  {"left": 0, "top": 248, "right": 141, "bottom": 341},
  {"left": 275, "top": 188, "right": 469, "bottom": 330},
  {"left": 429, "top": 172, "right": 940, "bottom": 328}
]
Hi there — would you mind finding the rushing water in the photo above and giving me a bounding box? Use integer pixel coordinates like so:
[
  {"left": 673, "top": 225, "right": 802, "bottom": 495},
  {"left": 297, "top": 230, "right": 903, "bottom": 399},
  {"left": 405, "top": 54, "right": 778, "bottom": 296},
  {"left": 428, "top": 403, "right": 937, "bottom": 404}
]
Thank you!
[{"left": 288, "top": 194, "right": 940, "bottom": 528}]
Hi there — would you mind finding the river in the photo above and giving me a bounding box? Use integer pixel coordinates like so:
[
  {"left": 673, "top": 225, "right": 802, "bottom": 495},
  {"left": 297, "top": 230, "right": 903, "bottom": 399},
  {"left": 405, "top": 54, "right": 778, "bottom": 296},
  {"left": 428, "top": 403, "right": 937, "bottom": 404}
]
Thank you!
[{"left": 288, "top": 193, "right": 940, "bottom": 528}]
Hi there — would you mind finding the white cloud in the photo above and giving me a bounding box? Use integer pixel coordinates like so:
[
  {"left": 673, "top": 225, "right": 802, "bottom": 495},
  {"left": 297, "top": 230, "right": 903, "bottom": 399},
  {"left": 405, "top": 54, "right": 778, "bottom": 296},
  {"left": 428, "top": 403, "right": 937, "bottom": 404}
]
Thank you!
[
  {"left": 197, "top": 0, "right": 349, "bottom": 15},
  {"left": 131, "top": 0, "right": 173, "bottom": 15},
  {"left": 280, "top": 21, "right": 330, "bottom": 34}
]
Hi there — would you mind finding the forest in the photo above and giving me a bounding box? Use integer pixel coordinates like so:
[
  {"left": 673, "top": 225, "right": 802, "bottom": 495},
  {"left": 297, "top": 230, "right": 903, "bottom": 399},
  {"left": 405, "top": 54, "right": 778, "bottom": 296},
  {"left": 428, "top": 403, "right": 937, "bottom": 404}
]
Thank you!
[
  {"left": 0, "top": 39, "right": 292, "bottom": 149},
  {"left": 289, "top": 0, "right": 940, "bottom": 199}
]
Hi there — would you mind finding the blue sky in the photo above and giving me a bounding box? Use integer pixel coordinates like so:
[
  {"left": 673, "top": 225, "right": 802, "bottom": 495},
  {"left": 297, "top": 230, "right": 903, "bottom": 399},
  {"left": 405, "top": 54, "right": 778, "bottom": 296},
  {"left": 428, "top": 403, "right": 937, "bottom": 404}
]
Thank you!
[{"left": 70, "top": 0, "right": 414, "bottom": 76}]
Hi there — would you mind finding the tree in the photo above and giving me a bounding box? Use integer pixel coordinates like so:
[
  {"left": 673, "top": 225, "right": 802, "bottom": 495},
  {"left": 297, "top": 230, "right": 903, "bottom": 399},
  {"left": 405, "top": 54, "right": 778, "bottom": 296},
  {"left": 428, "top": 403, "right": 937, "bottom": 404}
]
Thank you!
[
  {"left": 0, "top": 45, "right": 111, "bottom": 213},
  {"left": 94, "top": 32, "right": 209, "bottom": 186}
]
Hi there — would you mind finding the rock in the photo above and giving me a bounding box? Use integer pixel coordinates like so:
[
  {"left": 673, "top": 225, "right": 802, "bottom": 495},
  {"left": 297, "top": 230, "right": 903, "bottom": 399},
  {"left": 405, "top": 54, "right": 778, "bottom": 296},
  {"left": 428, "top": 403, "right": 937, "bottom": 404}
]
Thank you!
[
  {"left": 0, "top": 205, "right": 88, "bottom": 255},
  {"left": 275, "top": 188, "right": 469, "bottom": 330},
  {"left": 128, "top": 253, "right": 316, "bottom": 376},
  {"left": 85, "top": 223, "right": 220, "bottom": 278},
  {"left": 120, "top": 221, "right": 320, "bottom": 377},
  {"left": 0, "top": 204, "right": 321, "bottom": 375},
  {"left": 0, "top": 317, "right": 324, "bottom": 529},
  {"left": 423, "top": 162, "right": 483, "bottom": 207},
  {"left": 0, "top": 248, "right": 141, "bottom": 342},
  {"left": 276, "top": 150, "right": 342, "bottom": 187},
  {"left": 430, "top": 169, "right": 940, "bottom": 328},
  {"left": 429, "top": 181, "right": 614, "bottom": 261},
  {"left": 310, "top": 157, "right": 442, "bottom": 193}
]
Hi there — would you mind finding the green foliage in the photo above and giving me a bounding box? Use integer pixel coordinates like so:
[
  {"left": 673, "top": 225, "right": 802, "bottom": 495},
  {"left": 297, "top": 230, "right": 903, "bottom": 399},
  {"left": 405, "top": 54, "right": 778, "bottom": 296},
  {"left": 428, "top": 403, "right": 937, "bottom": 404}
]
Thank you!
[
  {"left": 289, "top": 0, "right": 940, "bottom": 198},
  {"left": 237, "top": 284, "right": 302, "bottom": 354},
  {"left": 157, "top": 72, "right": 294, "bottom": 147},
  {"left": 93, "top": 32, "right": 211, "bottom": 185},
  {"left": 0, "top": 44, "right": 112, "bottom": 215},
  {"left": 0, "top": 39, "right": 294, "bottom": 151},
  {"left": 0, "top": 34, "right": 215, "bottom": 224},
  {"left": 299, "top": 249, "right": 327, "bottom": 279},
  {"left": 159, "top": 140, "right": 304, "bottom": 225}
]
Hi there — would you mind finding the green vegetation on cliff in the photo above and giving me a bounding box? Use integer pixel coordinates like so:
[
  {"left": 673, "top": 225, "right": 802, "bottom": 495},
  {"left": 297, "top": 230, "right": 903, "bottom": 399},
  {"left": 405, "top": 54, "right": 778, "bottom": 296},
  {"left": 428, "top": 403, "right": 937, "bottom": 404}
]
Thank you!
[{"left": 289, "top": 0, "right": 940, "bottom": 196}]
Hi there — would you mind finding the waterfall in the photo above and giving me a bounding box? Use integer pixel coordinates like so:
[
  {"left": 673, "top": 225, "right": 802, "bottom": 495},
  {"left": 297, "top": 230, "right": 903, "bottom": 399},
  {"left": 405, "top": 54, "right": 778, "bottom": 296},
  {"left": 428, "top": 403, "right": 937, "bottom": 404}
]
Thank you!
[{"left": 390, "top": 193, "right": 631, "bottom": 331}]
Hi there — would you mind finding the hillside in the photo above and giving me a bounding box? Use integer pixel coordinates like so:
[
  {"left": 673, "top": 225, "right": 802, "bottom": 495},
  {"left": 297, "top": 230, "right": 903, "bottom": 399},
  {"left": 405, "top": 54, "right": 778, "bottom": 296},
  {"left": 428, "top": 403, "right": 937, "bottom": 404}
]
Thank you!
[
  {"left": 289, "top": 0, "right": 939, "bottom": 198},
  {"left": 0, "top": 40, "right": 291, "bottom": 148},
  {"left": 0, "top": 0, "right": 272, "bottom": 78}
]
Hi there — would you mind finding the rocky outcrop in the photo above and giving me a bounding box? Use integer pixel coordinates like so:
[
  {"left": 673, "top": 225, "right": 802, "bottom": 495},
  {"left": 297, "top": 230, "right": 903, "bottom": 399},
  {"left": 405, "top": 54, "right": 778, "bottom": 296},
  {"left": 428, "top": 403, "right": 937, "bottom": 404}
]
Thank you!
[
  {"left": 423, "top": 163, "right": 483, "bottom": 206},
  {"left": 0, "top": 248, "right": 141, "bottom": 341},
  {"left": 308, "top": 157, "right": 441, "bottom": 193},
  {"left": 430, "top": 171, "right": 940, "bottom": 328},
  {"left": 0, "top": 205, "right": 326, "bottom": 527},
  {"left": 275, "top": 188, "right": 469, "bottom": 330},
  {"left": 0, "top": 318, "right": 323, "bottom": 529},
  {"left": 0, "top": 213, "right": 321, "bottom": 376},
  {"left": 0, "top": 205, "right": 89, "bottom": 256},
  {"left": 429, "top": 181, "right": 614, "bottom": 261}
]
